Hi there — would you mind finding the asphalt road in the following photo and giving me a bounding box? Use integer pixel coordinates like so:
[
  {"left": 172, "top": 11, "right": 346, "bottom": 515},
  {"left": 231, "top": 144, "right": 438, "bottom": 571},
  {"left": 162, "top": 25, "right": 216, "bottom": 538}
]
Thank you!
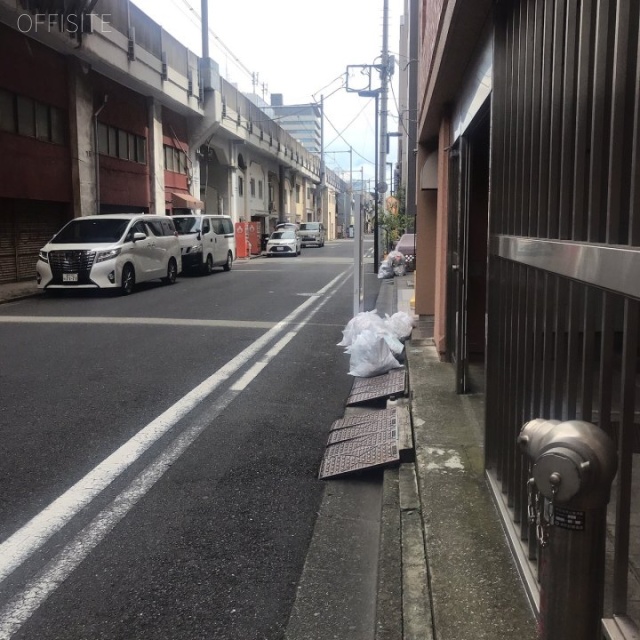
[{"left": 0, "top": 239, "right": 380, "bottom": 640}]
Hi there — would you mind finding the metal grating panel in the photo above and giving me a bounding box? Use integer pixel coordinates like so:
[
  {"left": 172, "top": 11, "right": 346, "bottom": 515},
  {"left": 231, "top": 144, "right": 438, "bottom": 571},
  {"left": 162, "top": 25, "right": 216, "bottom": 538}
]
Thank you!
[
  {"left": 346, "top": 369, "right": 406, "bottom": 406},
  {"left": 318, "top": 441, "right": 399, "bottom": 479},
  {"left": 328, "top": 408, "right": 397, "bottom": 444}
]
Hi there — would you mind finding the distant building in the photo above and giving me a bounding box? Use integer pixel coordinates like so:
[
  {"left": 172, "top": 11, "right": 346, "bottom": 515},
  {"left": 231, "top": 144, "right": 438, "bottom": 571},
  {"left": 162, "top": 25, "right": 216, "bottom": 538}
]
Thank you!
[{"left": 266, "top": 95, "right": 321, "bottom": 154}]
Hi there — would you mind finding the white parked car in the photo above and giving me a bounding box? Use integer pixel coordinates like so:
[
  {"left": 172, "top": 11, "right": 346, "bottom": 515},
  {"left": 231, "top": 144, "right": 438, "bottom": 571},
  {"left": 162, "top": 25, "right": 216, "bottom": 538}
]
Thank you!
[
  {"left": 265, "top": 229, "right": 301, "bottom": 257},
  {"left": 299, "top": 222, "right": 325, "bottom": 247},
  {"left": 36, "top": 214, "right": 182, "bottom": 295},
  {"left": 172, "top": 214, "right": 235, "bottom": 274}
]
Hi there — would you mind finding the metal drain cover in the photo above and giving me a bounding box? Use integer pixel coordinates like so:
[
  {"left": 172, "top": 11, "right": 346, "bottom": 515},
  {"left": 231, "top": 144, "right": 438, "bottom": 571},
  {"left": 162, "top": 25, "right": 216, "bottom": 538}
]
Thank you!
[
  {"left": 346, "top": 369, "right": 406, "bottom": 405},
  {"left": 328, "top": 408, "right": 397, "bottom": 444},
  {"left": 318, "top": 441, "right": 399, "bottom": 479}
]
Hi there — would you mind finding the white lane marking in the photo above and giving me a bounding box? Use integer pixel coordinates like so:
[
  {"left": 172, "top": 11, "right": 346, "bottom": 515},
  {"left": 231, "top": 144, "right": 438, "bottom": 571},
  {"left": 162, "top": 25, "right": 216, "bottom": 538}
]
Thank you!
[
  {"left": 0, "top": 270, "right": 346, "bottom": 638},
  {"left": 230, "top": 332, "right": 297, "bottom": 391},
  {"left": 0, "top": 317, "right": 277, "bottom": 329},
  {"left": 0, "top": 269, "right": 349, "bottom": 587}
]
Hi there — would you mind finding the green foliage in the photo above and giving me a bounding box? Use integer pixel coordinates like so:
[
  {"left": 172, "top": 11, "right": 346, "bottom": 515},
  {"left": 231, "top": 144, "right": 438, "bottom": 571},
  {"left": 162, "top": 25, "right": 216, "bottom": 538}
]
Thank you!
[{"left": 379, "top": 185, "right": 408, "bottom": 252}]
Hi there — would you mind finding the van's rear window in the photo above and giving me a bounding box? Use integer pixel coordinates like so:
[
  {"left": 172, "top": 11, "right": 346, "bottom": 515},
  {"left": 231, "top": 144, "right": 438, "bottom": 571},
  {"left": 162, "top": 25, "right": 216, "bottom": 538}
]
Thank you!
[
  {"left": 51, "top": 219, "right": 130, "bottom": 243},
  {"left": 173, "top": 217, "right": 201, "bottom": 234}
]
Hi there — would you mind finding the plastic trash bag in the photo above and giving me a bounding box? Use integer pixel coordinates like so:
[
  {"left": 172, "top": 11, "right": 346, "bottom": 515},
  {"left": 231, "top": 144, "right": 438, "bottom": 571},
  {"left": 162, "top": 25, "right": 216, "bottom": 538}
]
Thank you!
[
  {"left": 337, "top": 310, "right": 387, "bottom": 347},
  {"left": 347, "top": 329, "right": 403, "bottom": 377},
  {"left": 382, "top": 332, "right": 405, "bottom": 356},
  {"left": 387, "top": 250, "right": 406, "bottom": 276},
  {"left": 378, "top": 261, "right": 395, "bottom": 279},
  {"left": 385, "top": 311, "right": 416, "bottom": 340}
]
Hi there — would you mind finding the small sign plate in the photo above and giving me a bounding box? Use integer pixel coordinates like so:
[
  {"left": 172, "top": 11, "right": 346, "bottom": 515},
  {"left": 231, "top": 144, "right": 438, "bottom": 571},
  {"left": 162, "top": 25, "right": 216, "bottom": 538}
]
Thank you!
[{"left": 553, "top": 507, "right": 586, "bottom": 531}]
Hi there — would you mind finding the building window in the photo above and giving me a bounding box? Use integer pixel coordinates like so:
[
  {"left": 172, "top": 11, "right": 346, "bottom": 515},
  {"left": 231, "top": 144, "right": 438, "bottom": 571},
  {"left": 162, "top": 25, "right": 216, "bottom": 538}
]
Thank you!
[
  {"left": 296, "top": 185, "right": 301, "bottom": 203},
  {"left": 258, "top": 180, "right": 263, "bottom": 199},
  {"left": 238, "top": 176, "right": 244, "bottom": 196},
  {"left": 97, "top": 122, "right": 108, "bottom": 154},
  {"left": 117, "top": 130, "right": 128, "bottom": 159},
  {"left": 17, "top": 96, "right": 35, "bottom": 137},
  {"left": 97, "top": 121, "right": 146, "bottom": 163},
  {"left": 1, "top": 90, "right": 64, "bottom": 144},
  {"left": 163, "top": 145, "right": 187, "bottom": 173},
  {"left": 250, "top": 178, "right": 256, "bottom": 197},
  {"left": 0, "top": 89, "right": 15, "bottom": 132}
]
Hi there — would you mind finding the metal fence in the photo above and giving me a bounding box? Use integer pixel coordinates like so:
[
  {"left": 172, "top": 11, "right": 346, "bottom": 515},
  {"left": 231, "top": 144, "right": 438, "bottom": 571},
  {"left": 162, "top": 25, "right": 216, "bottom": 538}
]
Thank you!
[{"left": 486, "top": 0, "right": 640, "bottom": 634}]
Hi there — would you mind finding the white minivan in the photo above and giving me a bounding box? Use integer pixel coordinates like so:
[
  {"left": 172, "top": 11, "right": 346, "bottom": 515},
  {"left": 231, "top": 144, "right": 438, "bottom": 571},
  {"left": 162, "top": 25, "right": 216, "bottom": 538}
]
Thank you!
[
  {"left": 36, "top": 214, "right": 182, "bottom": 295},
  {"left": 172, "top": 214, "right": 236, "bottom": 274}
]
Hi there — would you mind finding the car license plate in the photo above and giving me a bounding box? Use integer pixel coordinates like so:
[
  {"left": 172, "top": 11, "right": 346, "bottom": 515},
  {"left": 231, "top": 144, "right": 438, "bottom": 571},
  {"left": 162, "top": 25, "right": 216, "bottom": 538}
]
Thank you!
[
  {"left": 63, "top": 273, "right": 78, "bottom": 282},
  {"left": 276, "top": 247, "right": 284, "bottom": 251}
]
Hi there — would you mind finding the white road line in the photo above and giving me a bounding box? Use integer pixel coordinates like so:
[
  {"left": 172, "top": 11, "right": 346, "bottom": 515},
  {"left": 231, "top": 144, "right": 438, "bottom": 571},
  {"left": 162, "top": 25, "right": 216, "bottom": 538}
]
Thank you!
[
  {"left": 0, "top": 269, "right": 346, "bottom": 639},
  {"left": 0, "top": 269, "right": 350, "bottom": 588},
  {"left": 0, "top": 317, "right": 277, "bottom": 329},
  {"left": 230, "top": 332, "right": 297, "bottom": 391}
]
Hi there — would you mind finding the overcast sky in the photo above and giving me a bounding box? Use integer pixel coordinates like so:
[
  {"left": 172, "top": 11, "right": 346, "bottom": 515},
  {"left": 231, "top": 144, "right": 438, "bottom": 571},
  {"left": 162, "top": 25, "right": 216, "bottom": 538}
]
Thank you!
[{"left": 131, "top": 0, "right": 404, "bottom": 184}]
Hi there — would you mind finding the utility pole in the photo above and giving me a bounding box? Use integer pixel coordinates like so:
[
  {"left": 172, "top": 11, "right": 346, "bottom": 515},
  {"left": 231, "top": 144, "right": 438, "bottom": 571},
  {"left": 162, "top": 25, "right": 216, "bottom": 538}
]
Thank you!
[
  {"left": 378, "top": 0, "right": 390, "bottom": 257},
  {"left": 319, "top": 95, "right": 325, "bottom": 223},
  {"left": 201, "top": 0, "right": 209, "bottom": 59}
]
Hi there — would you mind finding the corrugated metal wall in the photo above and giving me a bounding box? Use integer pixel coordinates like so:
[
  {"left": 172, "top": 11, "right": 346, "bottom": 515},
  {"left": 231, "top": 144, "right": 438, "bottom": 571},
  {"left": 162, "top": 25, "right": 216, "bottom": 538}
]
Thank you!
[
  {"left": 486, "top": 0, "right": 640, "bottom": 633},
  {"left": 0, "top": 201, "right": 68, "bottom": 283}
]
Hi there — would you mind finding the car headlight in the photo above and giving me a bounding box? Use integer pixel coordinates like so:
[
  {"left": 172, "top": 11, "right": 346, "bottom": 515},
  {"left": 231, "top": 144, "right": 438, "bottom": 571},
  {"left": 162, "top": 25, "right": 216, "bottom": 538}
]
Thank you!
[
  {"left": 96, "top": 248, "right": 121, "bottom": 263},
  {"left": 38, "top": 250, "right": 48, "bottom": 263},
  {"left": 189, "top": 245, "right": 203, "bottom": 254}
]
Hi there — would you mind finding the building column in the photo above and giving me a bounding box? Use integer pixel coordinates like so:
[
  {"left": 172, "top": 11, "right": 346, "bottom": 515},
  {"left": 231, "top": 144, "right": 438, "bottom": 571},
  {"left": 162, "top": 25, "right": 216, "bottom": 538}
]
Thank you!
[
  {"left": 432, "top": 115, "right": 452, "bottom": 355},
  {"left": 147, "top": 98, "right": 165, "bottom": 214},
  {"left": 68, "top": 59, "right": 96, "bottom": 217}
]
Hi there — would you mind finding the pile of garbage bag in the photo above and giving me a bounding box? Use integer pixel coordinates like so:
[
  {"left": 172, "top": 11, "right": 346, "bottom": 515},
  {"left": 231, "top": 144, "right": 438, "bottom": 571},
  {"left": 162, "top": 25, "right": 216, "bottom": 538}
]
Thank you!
[
  {"left": 378, "top": 250, "right": 407, "bottom": 279},
  {"left": 337, "top": 310, "right": 417, "bottom": 377}
]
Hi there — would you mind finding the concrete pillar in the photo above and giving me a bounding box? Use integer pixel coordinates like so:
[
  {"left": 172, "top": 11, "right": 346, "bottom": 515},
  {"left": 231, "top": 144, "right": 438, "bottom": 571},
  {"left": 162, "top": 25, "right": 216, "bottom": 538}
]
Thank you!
[
  {"left": 68, "top": 59, "right": 96, "bottom": 217},
  {"left": 147, "top": 99, "right": 165, "bottom": 215},
  {"left": 189, "top": 147, "right": 201, "bottom": 204},
  {"left": 433, "top": 115, "right": 451, "bottom": 355}
]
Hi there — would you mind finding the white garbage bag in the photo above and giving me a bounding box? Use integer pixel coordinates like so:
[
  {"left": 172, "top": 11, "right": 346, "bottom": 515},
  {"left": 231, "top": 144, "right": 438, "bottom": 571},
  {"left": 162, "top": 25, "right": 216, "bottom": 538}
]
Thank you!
[
  {"left": 337, "top": 310, "right": 387, "bottom": 347},
  {"left": 347, "top": 329, "right": 403, "bottom": 377},
  {"left": 385, "top": 311, "right": 416, "bottom": 340}
]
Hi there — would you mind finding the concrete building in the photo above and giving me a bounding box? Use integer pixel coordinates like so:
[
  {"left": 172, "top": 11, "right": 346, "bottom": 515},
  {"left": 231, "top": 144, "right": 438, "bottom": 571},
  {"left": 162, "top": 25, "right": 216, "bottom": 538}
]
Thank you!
[
  {"left": 0, "top": 0, "right": 347, "bottom": 279},
  {"left": 410, "top": 1, "right": 640, "bottom": 636},
  {"left": 266, "top": 95, "right": 322, "bottom": 155}
]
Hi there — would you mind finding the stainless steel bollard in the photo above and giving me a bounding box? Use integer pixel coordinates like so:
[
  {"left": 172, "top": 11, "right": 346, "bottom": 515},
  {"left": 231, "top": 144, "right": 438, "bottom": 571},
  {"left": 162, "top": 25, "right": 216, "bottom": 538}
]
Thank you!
[{"left": 518, "top": 419, "right": 618, "bottom": 640}]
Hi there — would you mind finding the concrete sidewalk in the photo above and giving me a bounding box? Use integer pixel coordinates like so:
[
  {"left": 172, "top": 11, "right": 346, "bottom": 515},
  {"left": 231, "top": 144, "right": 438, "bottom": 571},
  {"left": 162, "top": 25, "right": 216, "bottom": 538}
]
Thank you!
[{"left": 390, "top": 275, "right": 537, "bottom": 639}]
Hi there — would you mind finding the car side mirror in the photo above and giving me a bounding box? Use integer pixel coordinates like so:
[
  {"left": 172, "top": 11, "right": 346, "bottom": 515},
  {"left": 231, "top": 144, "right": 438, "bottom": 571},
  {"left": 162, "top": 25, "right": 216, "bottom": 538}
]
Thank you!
[
  {"left": 132, "top": 232, "right": 146, "bottom": 242},
  {"left": 197, "top": 231, "right": 201, "bottom": 240}
]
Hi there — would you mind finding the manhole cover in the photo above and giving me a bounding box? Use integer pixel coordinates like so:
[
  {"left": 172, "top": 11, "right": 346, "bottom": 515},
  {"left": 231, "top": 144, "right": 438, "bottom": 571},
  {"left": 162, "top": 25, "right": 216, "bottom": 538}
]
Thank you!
[{"left": 346, "top": 369, "right": 406, "bottom": 405}]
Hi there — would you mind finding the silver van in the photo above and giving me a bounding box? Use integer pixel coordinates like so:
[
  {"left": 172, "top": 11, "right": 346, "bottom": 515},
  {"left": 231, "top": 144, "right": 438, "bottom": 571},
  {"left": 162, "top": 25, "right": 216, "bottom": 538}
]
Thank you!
[
  {"left": 299, "top": 222, "right": 325, "bottom": 247},
  {"left": 172, "top": 214, "right": 236, "bottom": 274},
  {"left": 36, "top": 214, "right": 182, "bottom": 295}
]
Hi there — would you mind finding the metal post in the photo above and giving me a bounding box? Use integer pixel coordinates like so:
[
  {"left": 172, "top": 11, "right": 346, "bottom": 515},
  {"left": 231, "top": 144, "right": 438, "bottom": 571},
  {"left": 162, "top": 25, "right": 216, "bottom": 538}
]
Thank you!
[
  {"left": 518, "top": 419, "right": 618, "bottom": 640},
  {"left": 374, "top": 91, "right": 379, "bottom": 270},
  {"left": 201, "top": 0, "right": 209, "bottom": 60}
]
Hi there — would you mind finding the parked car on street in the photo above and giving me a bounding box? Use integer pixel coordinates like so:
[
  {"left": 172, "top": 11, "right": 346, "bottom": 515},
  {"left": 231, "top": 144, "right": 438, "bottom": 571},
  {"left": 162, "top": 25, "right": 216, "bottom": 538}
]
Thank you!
[
  {"left": 395, "top": 233, "right": 416, "bottom": 271},
  {"left": 172, "top": 214, "right": 235, "bottom": 274},
  {"left": 275, "top": 222, "right": 299, "bottom": 231},
  {"left": 265, "top": 229, "right": 301, "bottom": 257},
  {"left": 299, "top": 222, "right": 325, "bottom": 247},
  {"left": 36, "top": 214, "right": 182, "bottom": 295}
]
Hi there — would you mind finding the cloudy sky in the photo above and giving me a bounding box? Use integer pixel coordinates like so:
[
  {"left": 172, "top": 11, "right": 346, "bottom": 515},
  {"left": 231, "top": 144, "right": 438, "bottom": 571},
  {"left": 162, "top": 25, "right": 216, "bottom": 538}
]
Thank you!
[{"left": 131, "top": 0, "right": 404, "bottom": 184}]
